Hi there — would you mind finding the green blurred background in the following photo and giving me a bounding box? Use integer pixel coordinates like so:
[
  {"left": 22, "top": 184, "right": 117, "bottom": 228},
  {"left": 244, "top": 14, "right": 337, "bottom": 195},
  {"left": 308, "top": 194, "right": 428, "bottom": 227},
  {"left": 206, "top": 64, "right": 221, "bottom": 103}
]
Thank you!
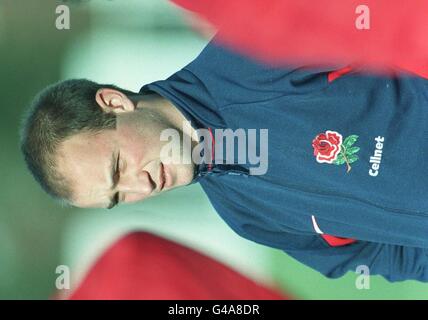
[{"left": 2, "top": 0, "right": 428, "bottom": 299}]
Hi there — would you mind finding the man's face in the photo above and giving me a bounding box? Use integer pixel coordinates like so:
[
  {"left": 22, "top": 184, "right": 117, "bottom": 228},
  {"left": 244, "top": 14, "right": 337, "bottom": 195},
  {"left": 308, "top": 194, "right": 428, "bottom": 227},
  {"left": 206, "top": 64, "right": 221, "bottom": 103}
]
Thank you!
[{"left": 55, "top": 89, "right": 196, "bottom": 209}]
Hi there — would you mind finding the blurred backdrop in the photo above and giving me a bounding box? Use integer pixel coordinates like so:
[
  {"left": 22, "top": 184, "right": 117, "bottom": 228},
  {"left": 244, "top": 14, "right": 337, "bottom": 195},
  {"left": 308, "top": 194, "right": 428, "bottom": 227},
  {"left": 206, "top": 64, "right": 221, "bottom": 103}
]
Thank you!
[{"left": 2, "top": 0, "right": 428, "bottom": 299}]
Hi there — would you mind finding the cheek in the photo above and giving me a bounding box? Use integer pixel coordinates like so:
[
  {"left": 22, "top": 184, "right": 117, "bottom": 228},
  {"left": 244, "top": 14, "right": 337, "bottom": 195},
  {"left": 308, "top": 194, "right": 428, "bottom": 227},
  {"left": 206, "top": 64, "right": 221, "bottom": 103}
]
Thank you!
[
  {"left": 117, "top": 118, "right": 165, "bottom": 163},
  {"left": 122, "top": 141, "right": 145, "bottom": 168},
  {"left": 119, "top": 133, "right": 160, "bottom": 168}
]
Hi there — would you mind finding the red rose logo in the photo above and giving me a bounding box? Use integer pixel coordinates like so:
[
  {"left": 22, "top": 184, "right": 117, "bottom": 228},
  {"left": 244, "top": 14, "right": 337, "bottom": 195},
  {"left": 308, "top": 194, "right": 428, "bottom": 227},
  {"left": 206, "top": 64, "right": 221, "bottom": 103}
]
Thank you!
[
  {"left": 312, "top": 130, "right": 360, "bottom": 173},
  {"left": 312, "top": 130, "right": 343, "bottom": 163}
]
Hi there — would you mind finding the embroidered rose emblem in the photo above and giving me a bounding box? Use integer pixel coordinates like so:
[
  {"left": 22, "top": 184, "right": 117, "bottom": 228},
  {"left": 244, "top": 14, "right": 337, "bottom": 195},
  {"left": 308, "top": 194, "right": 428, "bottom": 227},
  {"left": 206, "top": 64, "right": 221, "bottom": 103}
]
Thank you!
[
  {"left": 312, "top": 130, "right": 360, "bottom": 173},
  {"left": 312, "top": 131, "right": 343, "bottom": 163}
]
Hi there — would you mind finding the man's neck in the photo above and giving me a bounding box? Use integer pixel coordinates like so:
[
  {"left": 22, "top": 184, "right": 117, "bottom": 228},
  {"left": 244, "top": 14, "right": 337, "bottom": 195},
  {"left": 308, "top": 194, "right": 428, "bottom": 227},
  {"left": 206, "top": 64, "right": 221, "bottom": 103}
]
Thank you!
[{"left": 134, "top": 92, "right": 199, "bottom": 143}]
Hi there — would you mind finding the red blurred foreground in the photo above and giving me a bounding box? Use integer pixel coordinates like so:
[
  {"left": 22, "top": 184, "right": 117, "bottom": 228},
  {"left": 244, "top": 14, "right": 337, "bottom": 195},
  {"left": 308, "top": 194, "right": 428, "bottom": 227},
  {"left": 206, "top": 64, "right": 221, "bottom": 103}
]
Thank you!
[
  {"left": 172, "top": 0, "right": 428, "bottom": 79},
  {"left": 69, "top": 232, "right": 288, "bottom": 300}
]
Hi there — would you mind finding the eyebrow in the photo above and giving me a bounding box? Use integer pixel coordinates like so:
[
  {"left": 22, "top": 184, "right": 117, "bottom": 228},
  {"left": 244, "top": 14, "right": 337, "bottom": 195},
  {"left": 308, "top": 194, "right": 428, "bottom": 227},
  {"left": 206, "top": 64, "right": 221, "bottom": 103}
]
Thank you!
[{"left": 107, "top": 152, "right": 119, "bottom": 209}]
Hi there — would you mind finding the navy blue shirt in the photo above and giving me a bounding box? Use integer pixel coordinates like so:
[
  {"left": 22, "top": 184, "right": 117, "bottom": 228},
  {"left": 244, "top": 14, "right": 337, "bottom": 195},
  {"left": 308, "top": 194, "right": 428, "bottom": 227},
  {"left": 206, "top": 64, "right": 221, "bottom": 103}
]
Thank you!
[{"left": 140, "top": 39, "right": 428, "bottom": 282}]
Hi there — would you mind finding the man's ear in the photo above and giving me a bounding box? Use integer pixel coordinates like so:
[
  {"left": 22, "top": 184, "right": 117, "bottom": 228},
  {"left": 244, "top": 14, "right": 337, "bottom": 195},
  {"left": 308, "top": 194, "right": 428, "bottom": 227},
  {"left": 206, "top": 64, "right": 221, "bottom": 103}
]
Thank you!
[{"left": 95, "top": 88, "right": 136, "bottom": 114}]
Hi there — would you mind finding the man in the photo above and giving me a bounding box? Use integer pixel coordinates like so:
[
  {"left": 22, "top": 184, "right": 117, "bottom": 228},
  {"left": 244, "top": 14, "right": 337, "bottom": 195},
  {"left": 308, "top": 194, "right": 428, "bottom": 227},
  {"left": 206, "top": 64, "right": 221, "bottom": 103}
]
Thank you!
[{"left": 21, "top": 37, "right": 428, "bottom": 282}]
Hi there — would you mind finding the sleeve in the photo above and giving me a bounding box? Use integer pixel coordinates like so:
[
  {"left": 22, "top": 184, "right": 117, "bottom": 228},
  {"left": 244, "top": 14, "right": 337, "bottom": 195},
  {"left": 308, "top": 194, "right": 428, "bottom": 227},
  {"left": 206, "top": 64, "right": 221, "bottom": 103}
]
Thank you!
[
  {"left": 285, "top": 240, "right": 428, "bottom": 282},
  {"left": 202, "top": 180, "right": 428, "bottom": 283},
  {"left": 185, "top": 38, "right": 349, "bottom": 109}
]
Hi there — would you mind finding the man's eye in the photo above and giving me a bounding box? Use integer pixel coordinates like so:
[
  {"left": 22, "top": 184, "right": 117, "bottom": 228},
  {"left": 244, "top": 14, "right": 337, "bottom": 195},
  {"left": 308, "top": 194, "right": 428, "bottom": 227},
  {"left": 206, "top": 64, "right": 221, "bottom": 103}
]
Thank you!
[
  {"left": 114, "top": 191, "right": 120, "bottom": 206},
  {"left": 114, "top": 153, "right": 121, "bottom": 180}
]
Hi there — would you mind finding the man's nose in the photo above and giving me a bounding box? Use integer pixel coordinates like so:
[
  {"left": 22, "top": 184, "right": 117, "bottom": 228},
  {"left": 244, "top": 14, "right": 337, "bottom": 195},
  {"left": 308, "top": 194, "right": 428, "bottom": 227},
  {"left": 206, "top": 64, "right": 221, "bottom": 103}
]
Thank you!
[{"left": 117, "top": 170, "right": 155, "bottom": 197}]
